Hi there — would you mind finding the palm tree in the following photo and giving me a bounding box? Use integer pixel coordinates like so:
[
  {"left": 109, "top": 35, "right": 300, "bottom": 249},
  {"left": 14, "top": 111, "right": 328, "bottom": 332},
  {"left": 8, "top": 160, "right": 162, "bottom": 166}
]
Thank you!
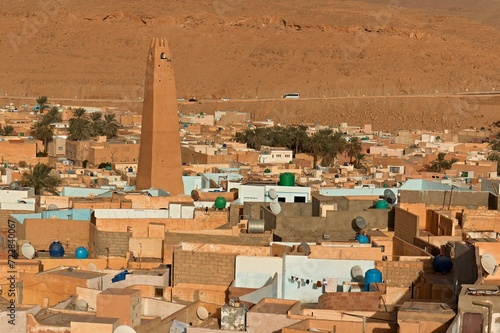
[
  {"left": 487, "top": 152, "right": 500, "bottom": 174},
  {"left": 90, "top": 111, "right": 103, "bottom": 137},
  {"left": 429, "top": 152, "right": 457, "bottom": 172},
  {"left": 289, "top": 125, "right": 309, "bottom": 155},
  {"left": 42, "top": 106, "right": 62, "bottom": 124},
  {"left": 30, "top": 121, "right": 54, "bottom": 153},
  {"left": 345, "top": 137, "right": 363, "bottom": 165},
  {"left": 19, "top": 163, "right": 61, "bottom": 195},
  {"left": 235, "top": 128, "right": 260, "bottom": 149},
  {"left": 101, "top": 113, "right": 120, "bottom": 139},
  {"left": 68, "top": 108, "right": 92, "bottom": 141},
  {"left": 0, "top": 125, "right": 16, "bottom": 136},
  {"left": 490, "top": 131, "right": 500, "bottom": 151},
  {"left": 322, "top": 131, "right": 346, "bottom": 166},
  {"left": 306, "top": 129, "right": 333, "bottom": 167},
  {"left": 36, "top": 96, "right": 48, "bottom": 114},
  {"left": 354, "top": 153, "right": 368, "bottom": 170}
]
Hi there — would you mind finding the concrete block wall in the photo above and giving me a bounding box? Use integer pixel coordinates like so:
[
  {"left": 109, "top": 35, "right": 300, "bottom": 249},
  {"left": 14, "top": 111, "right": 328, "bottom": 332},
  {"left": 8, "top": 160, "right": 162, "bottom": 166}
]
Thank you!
[
  {"left": 95, "top": 230, "right": 131, "bottom": 257},
  {"left": 173, "top": 251, "right": 235, "bottom": 286},
  {"left": 461, "top": 209, "right": 500, "bottom": 232},
  {"left": 318, "top": 291, "right": 383, "bottom": 311},
  {"left": 394, "top": 207, "right": 419, "bottom": 244},
  {"left": 393, "top": 236, "right": 432, "bottom": 257},
  {"left": 0, "top": 209, "right": 33, "bottom": 229},
  {"left": 375, "top": 261, "right": 427, "bottom": 288}
]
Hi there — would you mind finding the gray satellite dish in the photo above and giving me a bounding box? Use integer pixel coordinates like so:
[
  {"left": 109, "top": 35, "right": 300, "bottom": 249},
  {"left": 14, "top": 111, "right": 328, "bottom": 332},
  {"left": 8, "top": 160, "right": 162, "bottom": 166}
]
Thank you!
[
  {"left": 297, "top": 242, "right": 311, "bottom": 255},
  {"left": 114, "top": 325, "right": 137, "bottom": 333},
  {"left": 351, "top": 265, "right": 364, "bottom": 282},
  {"left": 355, "top": 216, "right": 367, "bottom": 230},
  {"left": 47, "top": 204, "right": 59, "bottom": 211},
  {"left": 76, "top": 299, "right": 88, "bottom": 311},
  {"left": 191, "top": 190, "right": 200, "bottom": 201},
  {"left": 87, "top": 263, "right": 98, "bottom": 272},
  {"left": 383, "top": 189, "right": 397, "bottom": 205},
  {"left": 481, "top": 254, "right": 498, "bottom": 275},
  {"left": 196, "top": 306, "right": 210, "bottom": 320},
  {"left": 268, "top": 188, "right": 278, "bottom": 200},
  {"left": 9, "top": 181, "right": 20, "bottom": 190},
  {"left": 270, "top": 200, "right": 282, "bottom": 214},
  {"left": 21, "top": 243, "right": 36, "bottom": 259}
]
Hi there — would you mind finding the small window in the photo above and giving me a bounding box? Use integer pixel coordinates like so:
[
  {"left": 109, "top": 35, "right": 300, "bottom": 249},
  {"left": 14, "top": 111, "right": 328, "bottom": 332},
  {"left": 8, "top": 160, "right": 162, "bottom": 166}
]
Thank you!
[
  {"left": 155, "top": 287, "right": 164, "bottom": 298},
  {"left": 278, "top": 197, "right": 286, "bottom": 202},
  {"left": 294, "top": 196, "right": 306, "bottom": 203}
]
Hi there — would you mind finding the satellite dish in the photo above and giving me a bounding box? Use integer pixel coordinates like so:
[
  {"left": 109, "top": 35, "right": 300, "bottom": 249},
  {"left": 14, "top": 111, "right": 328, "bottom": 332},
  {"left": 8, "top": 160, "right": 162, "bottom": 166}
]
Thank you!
[
  {"left": 354, "top": 216, "right": 367, "bottom": 230},
  {"left": 114, "top": 325, "right": 137, "bottom": 333},
  {"left": 383, "top": 189, "right": 397, "bottom": 205},
  {"left": 270, "top": 200, "right": 282, "bottom": 214},
  {"left": 481, "top": 253, "right": 498, "bottom": 275},
  {"left": 268, "top": 188, "right": 278, "bottom": 200},
  {"left": 351, "top": 265, "right": 364, "bottom": 282},
  {"left": 21, "top": 243, "right": 36, "bottom": 259},
  {"left": 47, "top": 204, "right": 59, "bottom": 211},
  {"left": 87, "top": 263, "right": 98, "bottom": 271},
  {"left": 76, "top": 299, "right": 88, "bottom": 311},
  {"left": 9, "top": 181, "right": 20, "bottom": 190},
  {"left": 196, "top": 306, "right": 210, "bottom": 320},
  {"left": 297, "top": 242, "right": 311, "bottom": 255},
  {"left": 191, "top": 190, "right": 200, "bottom": 201}
]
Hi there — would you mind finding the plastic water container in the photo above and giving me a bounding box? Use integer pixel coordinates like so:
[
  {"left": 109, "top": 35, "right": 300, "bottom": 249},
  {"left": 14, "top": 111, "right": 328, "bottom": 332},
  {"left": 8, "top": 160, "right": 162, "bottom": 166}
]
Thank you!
[
  {"left": 364, "top": 268, "right": 383, "bottom": 291},
  {"left": 49, "top": 241, "right": 65, "bottom": 257},
  {"left": 75, "top": 247, "right": 89, "bottom": 259}
]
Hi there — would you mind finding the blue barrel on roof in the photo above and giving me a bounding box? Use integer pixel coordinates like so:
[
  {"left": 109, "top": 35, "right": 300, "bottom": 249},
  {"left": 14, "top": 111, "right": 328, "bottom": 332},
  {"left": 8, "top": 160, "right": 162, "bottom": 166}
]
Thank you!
[
  {"left": 433, "top": 255, "right": 453, "bottom": 274},
  {"left": 356, "top": 234, "right": 370, "bottom": 244},
  {"left": 49, "top": 241, "right": 65, "bottom": 257},
  {"left": 364, "top": 268, "right": 383, "bottom": 291},
  {"left": 75, "top": 247, "right": 88, "bottom": 259}
]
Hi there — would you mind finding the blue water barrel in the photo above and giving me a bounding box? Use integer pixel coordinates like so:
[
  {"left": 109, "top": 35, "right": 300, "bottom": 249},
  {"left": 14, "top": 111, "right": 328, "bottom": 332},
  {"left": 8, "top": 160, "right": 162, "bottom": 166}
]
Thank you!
[
  {"left": 75, "top": 247, "right": 89, "bottom": 259},
  {"left": 49, "top": 241, "right": 65, "bottom": 257},
  {"left": 356, "top": 234, "right": 370, "bottom": 244},
  {"left": 364, "top": 268, "right": 383, "bottom": 291},
  {"left": 433, "top": 255, "right": 453, "bottom": 274}
]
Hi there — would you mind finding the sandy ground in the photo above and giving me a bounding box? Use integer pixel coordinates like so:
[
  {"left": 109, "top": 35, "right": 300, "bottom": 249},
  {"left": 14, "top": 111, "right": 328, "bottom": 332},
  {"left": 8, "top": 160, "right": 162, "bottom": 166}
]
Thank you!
[{"left": 0, "top": 0, "right": 498, "bottom": 131}]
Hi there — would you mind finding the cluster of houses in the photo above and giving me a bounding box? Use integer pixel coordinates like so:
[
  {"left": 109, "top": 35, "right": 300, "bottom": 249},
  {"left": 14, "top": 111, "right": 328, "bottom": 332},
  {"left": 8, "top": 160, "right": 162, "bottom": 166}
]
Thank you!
[{"left": 0, "top": 103, "right": 499, "bottom": 332}]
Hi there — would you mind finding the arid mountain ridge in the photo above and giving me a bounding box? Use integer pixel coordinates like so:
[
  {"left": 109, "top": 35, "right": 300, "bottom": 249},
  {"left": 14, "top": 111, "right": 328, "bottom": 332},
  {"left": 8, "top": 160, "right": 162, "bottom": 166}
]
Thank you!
[{"left": 0, "top": 0, "right": 499, "bottom": 131}]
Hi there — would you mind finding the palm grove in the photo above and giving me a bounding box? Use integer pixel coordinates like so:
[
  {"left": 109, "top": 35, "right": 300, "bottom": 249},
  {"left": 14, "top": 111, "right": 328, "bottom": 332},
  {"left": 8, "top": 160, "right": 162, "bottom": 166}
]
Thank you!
[
  {"left": 235, "top": 126, "right": 365, "bottom": 168},
  {"left": 21, "top": 97, "right": 120, "bottom": 194}
]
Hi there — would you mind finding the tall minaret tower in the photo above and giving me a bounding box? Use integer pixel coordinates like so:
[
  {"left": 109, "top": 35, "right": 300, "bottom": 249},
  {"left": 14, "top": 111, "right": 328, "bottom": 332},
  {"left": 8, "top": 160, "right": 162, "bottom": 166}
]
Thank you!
[{"left": 136, "top": 38, "right": 184, "bottom": 195}]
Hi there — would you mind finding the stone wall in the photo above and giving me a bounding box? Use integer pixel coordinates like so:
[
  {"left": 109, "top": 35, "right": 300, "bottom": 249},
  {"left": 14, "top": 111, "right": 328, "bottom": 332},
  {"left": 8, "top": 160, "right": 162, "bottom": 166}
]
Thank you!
[
  {"left": 394, "top": 207, "right": 419, "bottom": 244},
  {"left": 375, "top": 261, "right": 428, "bottom": 288},
  {"left": 317, "top": 288, "right": 384, "bottom": 311},
  {"left": 95, "top": 230, "right": 131, "bottom": 257},
  {"left": 173, "top": 251, "right": 235, "bottom": 286}
]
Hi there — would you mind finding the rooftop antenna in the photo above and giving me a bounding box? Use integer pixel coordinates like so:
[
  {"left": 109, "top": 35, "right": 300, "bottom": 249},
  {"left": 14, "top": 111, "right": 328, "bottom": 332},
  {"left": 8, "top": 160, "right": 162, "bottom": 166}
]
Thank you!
[
  {"left": 351, "top": 265, "right": 365, "bottom": 282},
  {"left": 354, "top": 216, "right": 367, "bottom": 232},
  {"left": 114, "top": 325, "right": 137, "bottom": 333},
  {"left": 21, "top": 243, "right": 36, "bottom": 259},
  {"left": 383, "top": 189, "right": 397, "bottom": 205},
  {"left": 481, "top": 253, "right": 498, "bottom": 276},
  {"left": 268, "top": 188, "right": 278, "bottom": 200},
  {"left": 270, "top": 200, "right": 282, "bottom": 215},
  {"left": 196, "top": 306, "right": 210, "bottom": 320}
]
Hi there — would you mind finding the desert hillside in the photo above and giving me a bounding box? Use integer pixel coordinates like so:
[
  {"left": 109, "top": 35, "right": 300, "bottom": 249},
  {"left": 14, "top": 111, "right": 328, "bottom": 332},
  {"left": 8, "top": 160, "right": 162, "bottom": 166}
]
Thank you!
[{"left": 0, "top": 0, "right": 498, "bottom": 130}]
